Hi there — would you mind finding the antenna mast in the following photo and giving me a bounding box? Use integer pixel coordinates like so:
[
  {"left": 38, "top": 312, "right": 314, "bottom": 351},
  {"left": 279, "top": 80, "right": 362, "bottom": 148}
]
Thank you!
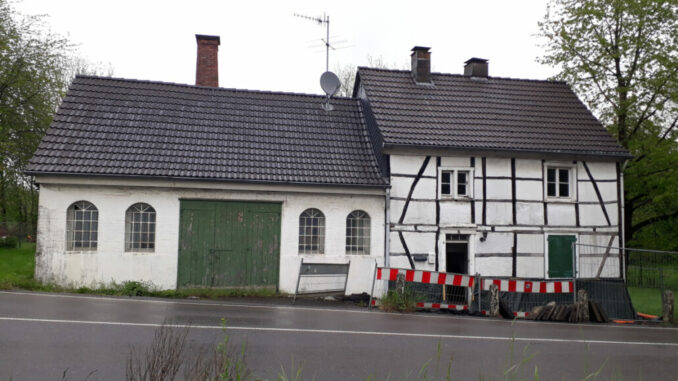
[{"left": 294, "top": 12, "right": 331, "bottom": 71}]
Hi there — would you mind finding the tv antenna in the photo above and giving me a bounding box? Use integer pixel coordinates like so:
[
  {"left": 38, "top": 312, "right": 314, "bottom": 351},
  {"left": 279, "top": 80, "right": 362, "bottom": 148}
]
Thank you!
[
  {"left": 294, "top": 12, "right": 332, "bottom": 71},
  {"left": 294, "top": 12, "right": 344, "bottom": 111}
]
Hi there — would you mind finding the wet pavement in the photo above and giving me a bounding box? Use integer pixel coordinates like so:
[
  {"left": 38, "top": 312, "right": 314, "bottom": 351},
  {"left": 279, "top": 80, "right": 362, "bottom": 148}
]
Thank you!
[{"left": 1, "top": 291, "right": 677, "bottom": 380}]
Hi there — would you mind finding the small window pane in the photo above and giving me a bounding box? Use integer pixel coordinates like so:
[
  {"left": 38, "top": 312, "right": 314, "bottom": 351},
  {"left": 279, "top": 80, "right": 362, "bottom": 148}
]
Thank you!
[
  {"left": 441, "top": 183, "right": 451, "bottom": 195},
  {"left": 547, "top": 168, "right": 556, "bottom": 182},
  {"left": 559, "top": 183, "right": 569, "bottom": 197},
  {"left": 559, "top": 169, "right": 569, "bottom": 183},
  {"left": 547, "top": 183, "right": 556, "bottom": 197}
]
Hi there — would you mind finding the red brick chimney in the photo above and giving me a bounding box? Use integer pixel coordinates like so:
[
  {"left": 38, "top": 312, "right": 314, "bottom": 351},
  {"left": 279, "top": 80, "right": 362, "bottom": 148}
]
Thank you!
[{"left": 195, "top": 34, "right": 220, "bottom": 87}]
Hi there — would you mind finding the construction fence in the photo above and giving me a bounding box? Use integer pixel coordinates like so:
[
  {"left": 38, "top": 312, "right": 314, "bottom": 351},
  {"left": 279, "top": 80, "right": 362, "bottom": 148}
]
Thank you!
[
  {"left": 575, "top": 243, "right": 678, "bottom": 319},
  {"left": 368, "top": 266, "right": 635, "bottom": 320}
]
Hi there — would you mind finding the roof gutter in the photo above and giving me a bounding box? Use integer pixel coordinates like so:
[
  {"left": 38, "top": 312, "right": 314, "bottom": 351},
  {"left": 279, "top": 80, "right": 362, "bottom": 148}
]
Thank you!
[{"left": 26, "top": 171, "right": 389, "bottom": 189}]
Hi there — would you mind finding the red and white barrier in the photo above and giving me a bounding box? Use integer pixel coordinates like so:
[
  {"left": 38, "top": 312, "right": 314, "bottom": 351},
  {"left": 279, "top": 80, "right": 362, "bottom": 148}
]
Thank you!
[
  {"left": 481, "top": 279, "right": 573, "bottom": 294},
  {"left": 370, "top": 267, "right": 475, "bottom": 312},
  {"left": 376, "top": 268, "right": 475, "bottom": 288},
  {"left": 481, "top": 310, "right": 530, "bottom": 318}
]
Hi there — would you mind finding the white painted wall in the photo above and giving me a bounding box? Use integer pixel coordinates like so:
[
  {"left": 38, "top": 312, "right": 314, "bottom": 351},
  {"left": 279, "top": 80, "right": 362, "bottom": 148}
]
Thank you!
[
  {"left": 387, "top": 153, "right": 622, "bottom": 279},
  {"left": 34, "top": 177, "right": 385, "bottom": 294}
]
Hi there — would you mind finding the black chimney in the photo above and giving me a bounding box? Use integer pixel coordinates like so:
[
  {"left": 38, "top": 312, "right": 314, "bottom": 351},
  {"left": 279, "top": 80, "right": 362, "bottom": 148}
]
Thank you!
[
  {"left": 411, "top": 46, "right": 431, "bottom": 84},
  {"left": 464, "top": 58, "right": 489, "bottom": 78}
]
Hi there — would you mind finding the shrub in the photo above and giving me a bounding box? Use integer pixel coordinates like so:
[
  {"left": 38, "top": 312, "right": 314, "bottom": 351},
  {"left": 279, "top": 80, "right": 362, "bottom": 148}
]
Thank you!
[
  {"left": 379, "top": 289, "right": 418, "bottom": 312},
  {"left": 121, "top": 281, "right": 152, "bottom": 296},
  {"left": 0, "top": 236, "right": 18, "bottom": 248}
]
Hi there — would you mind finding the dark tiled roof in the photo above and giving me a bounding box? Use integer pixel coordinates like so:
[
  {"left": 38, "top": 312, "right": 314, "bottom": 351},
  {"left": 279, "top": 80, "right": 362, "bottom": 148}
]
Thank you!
[
  {"left": 27, "top": 76, "right": 387, "bottom": 187},
  {"left": 357, "top": 68, "right": 630, "bottom": 158}
]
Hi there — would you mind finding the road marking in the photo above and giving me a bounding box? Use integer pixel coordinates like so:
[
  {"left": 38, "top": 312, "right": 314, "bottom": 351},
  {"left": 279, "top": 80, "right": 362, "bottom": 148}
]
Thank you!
[
  {"left": 2, "top": 290, "right": 673, "bottom": 331},
  {"left": 1, "top": 316, "right": 676, "bottom": 347}
]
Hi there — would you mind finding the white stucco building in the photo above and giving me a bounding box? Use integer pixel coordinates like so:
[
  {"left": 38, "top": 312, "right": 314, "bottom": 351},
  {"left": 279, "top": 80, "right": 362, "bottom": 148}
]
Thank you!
[{"left": 28, "top": 39, "right": 630, "bottom": 294}]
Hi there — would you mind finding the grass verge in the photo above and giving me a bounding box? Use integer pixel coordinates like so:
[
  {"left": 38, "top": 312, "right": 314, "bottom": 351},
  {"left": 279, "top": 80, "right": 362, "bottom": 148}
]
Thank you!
[
  {"left": 0, "top": 244, "right": 282, "bottom": 299},
  {"left": 628, "top": 286, "right": 676, "bottom": 317}
]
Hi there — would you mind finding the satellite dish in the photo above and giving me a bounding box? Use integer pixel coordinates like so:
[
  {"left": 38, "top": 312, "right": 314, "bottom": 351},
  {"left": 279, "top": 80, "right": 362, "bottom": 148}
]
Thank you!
[{"left": 320, "top": 71, "right": 341, "bottom": 97}]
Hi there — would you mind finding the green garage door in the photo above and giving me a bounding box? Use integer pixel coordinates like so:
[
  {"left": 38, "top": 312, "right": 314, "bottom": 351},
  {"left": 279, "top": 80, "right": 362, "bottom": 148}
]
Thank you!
[
  {"left": 178, "top": 200, "right": 281, "bottom": 288},
  {"left": 548, "top": 235, "right": 576, "bottom": 278}
]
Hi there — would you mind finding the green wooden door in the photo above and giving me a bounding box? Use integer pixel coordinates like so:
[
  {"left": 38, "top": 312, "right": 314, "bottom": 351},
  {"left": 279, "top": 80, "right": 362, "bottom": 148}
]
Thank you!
[
  {"left": 548, "top": 235, "right": 576, "bottom": 278},
  {"left": 178, "top": 200, "right": 281, "bottom": 288}
]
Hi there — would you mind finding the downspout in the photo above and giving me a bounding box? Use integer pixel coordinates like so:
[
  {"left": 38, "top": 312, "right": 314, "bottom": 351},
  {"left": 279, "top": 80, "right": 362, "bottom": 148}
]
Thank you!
[
  {"left": 384, "top": 186, "right": 391, "bottom": 267},
  {"left": 620, "top": 159, "right": 629, "bottom": 281}
]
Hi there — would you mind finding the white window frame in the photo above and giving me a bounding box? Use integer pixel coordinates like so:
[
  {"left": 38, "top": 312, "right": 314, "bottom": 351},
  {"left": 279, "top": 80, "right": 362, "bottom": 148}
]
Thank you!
[
  {"left": 125, "top": 203, "right": 156, "bottom": 253},
  {"left": 66, "top": 200, "right": 98, "bottom": 252},
  {"left": 544, "top": 163, "right": 576, "bottom": 202},
  {"left": 298, "top": 208, "right": 325, "bottom": 254},
  {"left": 346, "top": 210, "right": 371, "bottom": 255},
  {"left": 438, "top": 167, "right": 474, "bottom": 199}
]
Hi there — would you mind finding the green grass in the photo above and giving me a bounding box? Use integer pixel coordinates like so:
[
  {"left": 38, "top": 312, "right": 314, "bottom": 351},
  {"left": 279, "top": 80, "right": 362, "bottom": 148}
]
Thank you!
[
  {"left": 628, "top": 286, "right": 676, "bottom": 317},
  {"left": 0, "top": 242, "right": 36, "bottom": 285}
]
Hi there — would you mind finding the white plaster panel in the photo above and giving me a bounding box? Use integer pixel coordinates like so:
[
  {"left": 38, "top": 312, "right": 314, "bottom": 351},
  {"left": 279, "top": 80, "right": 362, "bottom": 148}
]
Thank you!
[
  {"left": 485, "top": 179, "right": 511, "bottom": 199},
  {"left": 389, "top": 231, "right": 404, "bottom": 253},
  {"left": 518, "top": 234, "right": 544, "bottom": 254},
  {"left": 413, "top": 178, "right": 437, "bottom": 199},
  {"left": 547, "top": 203, "right": 576, "bottom": 226},
  {"left": 441, "top": 156, "right": 471, "bottom": 167},
  {"left": 515, "top": 159, "right": 543, "bottom": 178},
  {"left": 578, "top": 162, "right": 617, "bottom": 180},
  {"left": 516, "top": 202, "right": 543, "bottom": 225},
  {"left": 578, "top": 182, "right": 618, "bottom": 202},
  {"left": 579, "top": 234, "right": 619, "bottom": 248},
  {"left": 390, "top": 155, "right": 437, "bottom": 177},
  {"left": 475, "top": 258, "right": 512, "bottom": 277},
  {"left": 394, "top": 200, "right": 436, "bottom": 225},
  {"left": 517, "top": 257, "right": 545, "bottom": 278},
  {"left": 35, "top": 181, "right": 385, "bottom": 295},
  {"left": 485, "top": 158, "right": 511, "bottom": 177},
  {"left": 475, "top": 232, "right": 513, "bottom": 254},
  {"left": 579, "top": 204, "right": 618, "bottom": 226},
  {"left": 486, "top": 202, "right": 513, "bottom": 225},
  {"left": 390, "top": 176, "right": 414, "bottom": 199},
  {"left": 516, "top": 180, "right": 543, "bottom": 201},
  {"left": 440, "top": 202, "right": 472, "bottom": 225},
  {"left": 578, "top": 256, "right": 620, "bottom": 278},
  {"left": 401, "top": 231, "right": 436, "bottom": 254}
]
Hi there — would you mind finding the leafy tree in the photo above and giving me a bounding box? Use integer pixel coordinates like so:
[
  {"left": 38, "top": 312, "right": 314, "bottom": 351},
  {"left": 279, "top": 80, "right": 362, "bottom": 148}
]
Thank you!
[
  {"left": 539, "top": 0, "right": 678, "bottom": 250},
  {"left": 0, "top": 0, "right": 111, "bottom": 238}
]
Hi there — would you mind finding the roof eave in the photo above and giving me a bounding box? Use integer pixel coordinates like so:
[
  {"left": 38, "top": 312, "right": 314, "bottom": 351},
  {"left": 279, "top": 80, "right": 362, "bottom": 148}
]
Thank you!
[
  {"left": 382, "top": 143, "right": 633, "bottom": 161},
  {"left": 26, "top": 170, "right": 390, "bottom": 189}
]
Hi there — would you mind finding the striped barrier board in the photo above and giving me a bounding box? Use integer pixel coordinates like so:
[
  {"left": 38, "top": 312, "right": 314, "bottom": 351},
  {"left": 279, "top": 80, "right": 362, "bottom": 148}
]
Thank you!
[
  {"left": 480, "top": 279, "right": 573, "bottom": 294},
  {"left": 376, "top": 268, "right": 475, "bottom": 288},
  {"left": 416, "top": 302, "right": 468, "bottom": 311},
  {"left": 370, "top": 299, "right": 467, "bottom": 311},
  {"left": 481, "top": 310, "right": 530, "bottom": 318}
]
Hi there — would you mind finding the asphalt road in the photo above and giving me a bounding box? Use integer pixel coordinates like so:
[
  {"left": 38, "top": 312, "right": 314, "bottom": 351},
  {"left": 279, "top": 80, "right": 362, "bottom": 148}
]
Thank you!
[{"left": 1, "top": 291, "right": 677, "bottom": 380}]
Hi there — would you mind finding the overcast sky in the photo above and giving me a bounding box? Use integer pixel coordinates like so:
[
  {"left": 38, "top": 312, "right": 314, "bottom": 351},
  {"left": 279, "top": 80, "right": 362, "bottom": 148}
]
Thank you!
[{"left": 15, "top": 0, "right": 558, "bottom": 95}]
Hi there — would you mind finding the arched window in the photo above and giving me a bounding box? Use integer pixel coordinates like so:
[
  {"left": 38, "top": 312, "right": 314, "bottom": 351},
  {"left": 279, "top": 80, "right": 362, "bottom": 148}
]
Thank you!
[
  {"left": 346, "top": 210, "right": 370, "bottom": 254},
  {"left": 299, "top": 208, "right": 325, "bottom": 254},
  {"left": 125, "top": 203, "right": 156, "bottom": 252},
  {"left": 66, "top": 201, "right": 98, "bottom": 251}
]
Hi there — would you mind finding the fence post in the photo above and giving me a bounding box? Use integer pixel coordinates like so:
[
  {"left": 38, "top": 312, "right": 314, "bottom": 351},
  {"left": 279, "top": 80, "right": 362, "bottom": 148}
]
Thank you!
[
  {"left": 489, "top": 283, "right": 499, "bottom": 317},
  {"left": 476, "top": 273, "right": 481, "bottom": 314},
  {"left": 663, "top": 290, "right": 674, "bottom": 323},
  {"left": 293, "top": 258, "right": 304, "bottom": 305},
  {"left": 368, "top": 260, "right": 378, "bottom": 310},
  {"left": 572, "top": 241, "right": 578, "bottom": 304}
]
